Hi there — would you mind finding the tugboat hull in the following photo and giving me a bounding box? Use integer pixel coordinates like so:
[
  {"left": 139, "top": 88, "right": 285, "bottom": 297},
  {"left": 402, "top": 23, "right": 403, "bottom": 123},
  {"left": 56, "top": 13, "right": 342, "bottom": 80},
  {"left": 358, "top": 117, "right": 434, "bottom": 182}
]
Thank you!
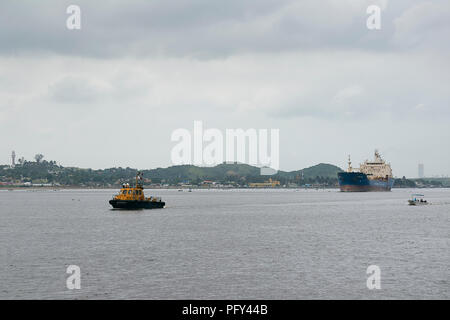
[{"left": 109, "top": 199, "right": 165, "bottom": 209}]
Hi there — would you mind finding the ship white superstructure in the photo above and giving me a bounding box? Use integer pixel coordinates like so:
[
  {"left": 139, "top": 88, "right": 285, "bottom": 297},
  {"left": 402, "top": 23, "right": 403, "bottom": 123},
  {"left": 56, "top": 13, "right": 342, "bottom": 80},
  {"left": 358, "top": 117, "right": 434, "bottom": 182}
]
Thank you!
[{"left": 359, "top": 150, "right": 392, "bottom": 179}]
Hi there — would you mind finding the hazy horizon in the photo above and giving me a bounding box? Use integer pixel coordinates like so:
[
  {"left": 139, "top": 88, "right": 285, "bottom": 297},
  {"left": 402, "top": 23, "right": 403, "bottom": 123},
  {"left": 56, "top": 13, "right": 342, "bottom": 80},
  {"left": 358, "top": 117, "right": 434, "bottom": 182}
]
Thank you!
[{"left": 1, "top": 0, "right": 449, "bottom": 177}]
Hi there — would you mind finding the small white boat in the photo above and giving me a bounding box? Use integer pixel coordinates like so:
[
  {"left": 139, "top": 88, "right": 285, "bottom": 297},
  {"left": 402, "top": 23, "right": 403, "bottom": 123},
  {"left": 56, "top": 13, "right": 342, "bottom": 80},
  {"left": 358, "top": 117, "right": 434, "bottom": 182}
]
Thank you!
[{"left": 408, "top": 194, "right": 429, "bottom": 206}]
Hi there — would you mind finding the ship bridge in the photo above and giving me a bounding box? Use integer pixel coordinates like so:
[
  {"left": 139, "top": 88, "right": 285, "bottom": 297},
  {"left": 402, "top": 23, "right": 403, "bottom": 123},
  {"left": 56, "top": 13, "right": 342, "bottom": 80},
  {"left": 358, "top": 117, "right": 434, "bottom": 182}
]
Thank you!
[{"left": 359, "top": 150, "right": 392, "bottom": 178}]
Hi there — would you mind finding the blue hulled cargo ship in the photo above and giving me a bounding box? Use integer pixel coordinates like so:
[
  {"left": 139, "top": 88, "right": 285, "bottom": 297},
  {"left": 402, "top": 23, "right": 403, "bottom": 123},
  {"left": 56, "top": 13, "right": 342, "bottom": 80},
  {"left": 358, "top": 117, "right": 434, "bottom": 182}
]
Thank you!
[{"left": 338, "top": 150, "right": 395, "bottom": 192}]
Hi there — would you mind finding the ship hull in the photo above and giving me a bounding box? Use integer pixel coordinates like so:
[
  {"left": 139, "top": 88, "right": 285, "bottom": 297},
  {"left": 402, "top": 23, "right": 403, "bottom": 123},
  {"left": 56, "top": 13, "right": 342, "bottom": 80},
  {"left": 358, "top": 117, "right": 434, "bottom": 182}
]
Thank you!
[
  {"left": 109, "top": 199, "right": 165, "bottom": 209},
  {"left": 338, "top": 172, "right": 394, "bottom": 192}
]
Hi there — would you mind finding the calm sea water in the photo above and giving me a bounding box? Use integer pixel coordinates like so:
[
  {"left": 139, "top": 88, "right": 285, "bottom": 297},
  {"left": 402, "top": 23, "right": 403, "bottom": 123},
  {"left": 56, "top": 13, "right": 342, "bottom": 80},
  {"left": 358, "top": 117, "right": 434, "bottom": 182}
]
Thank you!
[{"left": 1, "top": 188, "right": 449, "bottom": 299}]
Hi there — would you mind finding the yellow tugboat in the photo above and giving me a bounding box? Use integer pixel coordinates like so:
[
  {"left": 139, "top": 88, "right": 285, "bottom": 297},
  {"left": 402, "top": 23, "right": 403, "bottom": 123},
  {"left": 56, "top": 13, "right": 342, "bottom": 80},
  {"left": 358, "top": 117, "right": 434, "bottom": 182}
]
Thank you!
[{"left": 109, "top": 172, "right": 165, "bottom": 209}]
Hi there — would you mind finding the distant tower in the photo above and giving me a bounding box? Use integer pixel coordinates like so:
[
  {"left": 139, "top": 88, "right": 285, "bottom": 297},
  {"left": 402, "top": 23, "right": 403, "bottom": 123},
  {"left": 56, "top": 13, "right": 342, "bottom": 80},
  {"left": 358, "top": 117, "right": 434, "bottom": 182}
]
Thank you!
[
  {"left": 418, "top": 163, "right": 424, "bottom": 178},
  {"left": 11, "top": 150, "right": 16, "bottom": 167}
]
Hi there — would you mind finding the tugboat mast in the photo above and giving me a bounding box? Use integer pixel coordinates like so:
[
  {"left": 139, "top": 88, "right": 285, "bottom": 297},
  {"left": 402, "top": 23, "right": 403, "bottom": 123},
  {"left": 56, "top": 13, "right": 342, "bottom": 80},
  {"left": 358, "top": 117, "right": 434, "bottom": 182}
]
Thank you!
[{"left": 135, "top": 171, "right": 144, "bottom": 188}]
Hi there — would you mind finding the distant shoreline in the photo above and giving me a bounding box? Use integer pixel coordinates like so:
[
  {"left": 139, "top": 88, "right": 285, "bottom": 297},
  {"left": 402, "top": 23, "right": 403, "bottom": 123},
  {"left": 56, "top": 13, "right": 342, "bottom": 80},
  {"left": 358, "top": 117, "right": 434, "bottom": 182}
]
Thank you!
[
  {"left": 1, "top": 185, "right": 449, "bottom": 191},
  {"left": 3, "top": 160, "right": 449, "bottom": 189},
  {"left": 1, "top": 186, "right": 339, "bottom": 190}
]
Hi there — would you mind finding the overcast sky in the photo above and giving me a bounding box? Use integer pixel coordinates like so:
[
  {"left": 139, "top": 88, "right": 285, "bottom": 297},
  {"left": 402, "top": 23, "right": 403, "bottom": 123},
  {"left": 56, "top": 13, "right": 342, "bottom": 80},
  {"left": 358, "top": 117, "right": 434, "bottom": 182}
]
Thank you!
[{"left": 0, "top": 0, "right": 449, "bottom": 177}]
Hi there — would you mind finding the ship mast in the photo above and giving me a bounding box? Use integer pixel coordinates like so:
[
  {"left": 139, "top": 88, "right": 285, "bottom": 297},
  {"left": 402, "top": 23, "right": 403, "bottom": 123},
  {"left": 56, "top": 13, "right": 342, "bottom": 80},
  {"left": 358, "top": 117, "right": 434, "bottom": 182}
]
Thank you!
[
  {"left": 374, "top": 149, "right": 384, "bottom": 163},
  {"left": 347, "top": 155, "right": 353, "bottom": 172}
]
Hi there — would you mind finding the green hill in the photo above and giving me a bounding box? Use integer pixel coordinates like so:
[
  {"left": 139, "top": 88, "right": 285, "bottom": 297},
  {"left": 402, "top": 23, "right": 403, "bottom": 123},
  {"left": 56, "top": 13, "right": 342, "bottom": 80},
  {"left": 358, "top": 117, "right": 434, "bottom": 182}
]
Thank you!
[
  {"left": 277, "top": 163, "right": 343, "bottom": 179},
  {"left": 0, "top": 160, "right": 343, "bottom": 187},
  {"left": 143, "top": 163, "right": 261, "bottom": 183}
]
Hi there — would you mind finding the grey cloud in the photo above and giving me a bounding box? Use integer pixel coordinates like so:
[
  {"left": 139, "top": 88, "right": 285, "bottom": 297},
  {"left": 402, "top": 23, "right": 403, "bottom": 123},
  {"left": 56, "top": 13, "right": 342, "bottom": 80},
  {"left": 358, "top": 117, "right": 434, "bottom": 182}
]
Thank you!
[
  {"left": 271, "top": 52, "right": 450, "bottom": 121},
  {"left": 392, "top": 1, "right": 450, "bottom": 49},
  {"left": 1, "top": 0, "right": 449, "bottom": 58},
  {"left": 48, "top": 76, "right": 110, "bottom": 104},
  {"left": 0, "top": 1, "right": 449, "bottom": 177}
]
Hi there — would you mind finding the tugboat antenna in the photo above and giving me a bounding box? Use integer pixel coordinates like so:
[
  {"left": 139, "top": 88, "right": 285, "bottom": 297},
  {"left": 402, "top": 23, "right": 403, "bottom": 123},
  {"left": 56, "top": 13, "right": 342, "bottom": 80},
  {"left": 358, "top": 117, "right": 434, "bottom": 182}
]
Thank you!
[{"left": 136, "top": 171, "right": 142, "bottom": 188}]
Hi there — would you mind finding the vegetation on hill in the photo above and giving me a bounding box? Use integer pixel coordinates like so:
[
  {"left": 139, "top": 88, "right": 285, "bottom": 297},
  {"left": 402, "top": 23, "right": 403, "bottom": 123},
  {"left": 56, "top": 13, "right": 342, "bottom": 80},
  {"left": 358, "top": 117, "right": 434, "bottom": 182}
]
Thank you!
[
  {"left": 392, "top": 176, "right": 417, "bottom": 188},
  {"left": 2, "top": 158, "right": 445, "bottom": 188},
  {"left": 277, "top": 163, "right": 342, "bottom": 179},
  {"left": 0, "top": 159, "right": 343, "bottom": 187},
  {"left": 391, "top": 177, "right": 450, "bottom": 188}
]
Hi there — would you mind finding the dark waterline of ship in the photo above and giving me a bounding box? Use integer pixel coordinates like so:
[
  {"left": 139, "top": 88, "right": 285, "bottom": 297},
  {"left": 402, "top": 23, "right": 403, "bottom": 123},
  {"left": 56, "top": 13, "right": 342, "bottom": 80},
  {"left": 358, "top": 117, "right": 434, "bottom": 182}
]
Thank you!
[{"left": 1, "top": 189, "right": 449, "bottom": 299}]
